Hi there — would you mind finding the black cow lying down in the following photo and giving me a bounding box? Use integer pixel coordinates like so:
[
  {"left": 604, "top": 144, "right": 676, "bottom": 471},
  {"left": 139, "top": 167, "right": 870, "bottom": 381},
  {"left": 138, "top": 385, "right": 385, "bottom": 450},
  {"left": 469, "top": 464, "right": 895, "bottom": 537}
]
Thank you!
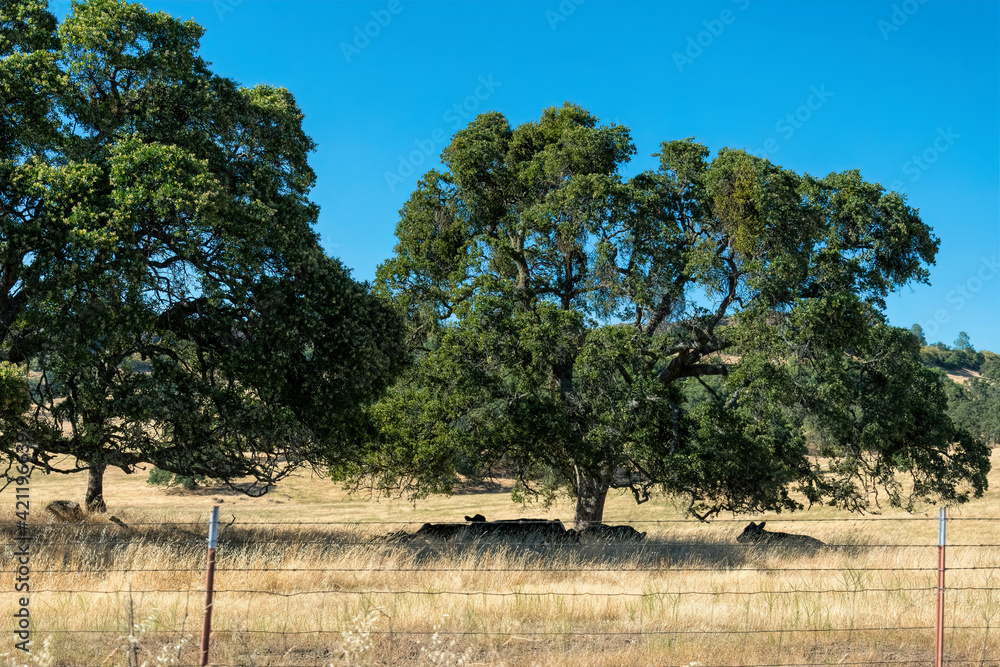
[
  {"left": 736, "top": 521, "right": 824, "bottom": 548},
  {"left": 400, "top": 515, "right": 646, "bottom": 543},
  {"left": 463, "top": 513, "right": 568, "bottom": 540},
  {"left": 577, "top": 524, "right": 647, "bottom": 541},
  {"left": 409, "top": 514, "right": 567, "bottom": 542}
]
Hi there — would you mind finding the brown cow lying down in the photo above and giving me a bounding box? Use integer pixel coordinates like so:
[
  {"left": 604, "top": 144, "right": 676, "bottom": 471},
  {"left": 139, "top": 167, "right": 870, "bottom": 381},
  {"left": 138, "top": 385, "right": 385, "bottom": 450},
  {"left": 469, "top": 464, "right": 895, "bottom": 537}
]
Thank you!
[{"left": 736, "top": 521, "right": 824, "bottom": 548}]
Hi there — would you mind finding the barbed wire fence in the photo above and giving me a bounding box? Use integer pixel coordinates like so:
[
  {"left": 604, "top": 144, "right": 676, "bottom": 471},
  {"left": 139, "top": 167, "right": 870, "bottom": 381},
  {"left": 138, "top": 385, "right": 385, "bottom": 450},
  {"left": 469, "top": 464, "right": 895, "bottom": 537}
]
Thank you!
[{"left": 4, "top": 514, "right": 1000, "bottom": 667}]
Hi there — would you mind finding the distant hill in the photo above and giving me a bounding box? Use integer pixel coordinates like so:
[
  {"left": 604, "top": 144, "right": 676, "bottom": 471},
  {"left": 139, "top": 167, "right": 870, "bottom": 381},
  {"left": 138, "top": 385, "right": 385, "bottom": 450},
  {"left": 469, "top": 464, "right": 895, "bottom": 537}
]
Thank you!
[
  {"left": 919, "top": 342, "right": 997, "bottom": 382},
  {"left": 925, "top": 343, "right": 1000, "bottom": 447}
]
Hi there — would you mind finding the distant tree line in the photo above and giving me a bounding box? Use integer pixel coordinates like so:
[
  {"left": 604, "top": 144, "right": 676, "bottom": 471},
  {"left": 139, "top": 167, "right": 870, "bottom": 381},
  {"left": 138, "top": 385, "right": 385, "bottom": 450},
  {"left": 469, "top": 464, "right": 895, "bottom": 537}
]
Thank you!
[
  {"left": 945, "top": 361, "right": 1000, "bottom": 447},
  {"left": 911, "top": 325, "right": 996, "bottom": 372},
  {"left": 908, "top": 326, "right": 999, "bottom": 447}
]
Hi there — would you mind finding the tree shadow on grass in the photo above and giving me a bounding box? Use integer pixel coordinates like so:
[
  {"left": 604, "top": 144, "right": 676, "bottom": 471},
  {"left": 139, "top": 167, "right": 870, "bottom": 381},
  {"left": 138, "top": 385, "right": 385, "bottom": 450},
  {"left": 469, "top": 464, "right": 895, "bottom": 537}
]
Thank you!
[{"left": 0, "top": 519, "right": 885, "bottom": 574}]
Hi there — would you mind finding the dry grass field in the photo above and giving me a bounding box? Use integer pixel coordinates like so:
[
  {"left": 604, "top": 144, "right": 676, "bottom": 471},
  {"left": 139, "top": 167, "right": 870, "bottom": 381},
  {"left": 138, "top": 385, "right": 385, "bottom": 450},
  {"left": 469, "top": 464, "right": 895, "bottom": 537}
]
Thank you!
[{"left": 3, "top": 450, "right": 1000, "bottom": 667}]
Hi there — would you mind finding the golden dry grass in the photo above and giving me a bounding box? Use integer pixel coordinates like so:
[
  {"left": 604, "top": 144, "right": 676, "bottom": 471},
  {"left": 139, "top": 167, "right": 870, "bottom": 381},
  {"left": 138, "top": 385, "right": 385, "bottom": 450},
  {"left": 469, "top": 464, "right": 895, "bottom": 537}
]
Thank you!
[{"left": 3, "top": 451, "right": 1000, "bottom": 667}]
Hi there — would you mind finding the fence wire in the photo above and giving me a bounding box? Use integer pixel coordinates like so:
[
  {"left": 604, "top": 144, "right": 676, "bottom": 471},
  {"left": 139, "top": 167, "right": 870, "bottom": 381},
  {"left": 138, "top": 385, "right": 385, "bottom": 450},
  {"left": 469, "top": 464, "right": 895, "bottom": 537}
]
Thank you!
[{"left": 6, "top": 515, "right": 1000, "bottom": 667}]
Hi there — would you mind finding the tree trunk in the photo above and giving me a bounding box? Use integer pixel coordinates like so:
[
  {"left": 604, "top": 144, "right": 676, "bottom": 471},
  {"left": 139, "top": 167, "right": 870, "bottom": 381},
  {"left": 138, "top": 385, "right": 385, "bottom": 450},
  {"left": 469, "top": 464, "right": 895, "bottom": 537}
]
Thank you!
[
  {"left": 573, "top": 464, "right": 611, "bottom": 530},
  {"left": 85, "top": 463, "right": 107, "bottom": 513}
]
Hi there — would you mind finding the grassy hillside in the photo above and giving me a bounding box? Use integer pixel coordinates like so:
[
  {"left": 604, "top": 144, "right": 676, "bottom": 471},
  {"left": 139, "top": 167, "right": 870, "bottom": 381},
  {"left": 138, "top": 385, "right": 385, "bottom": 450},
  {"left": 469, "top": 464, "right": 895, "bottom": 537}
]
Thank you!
[{"left": 920, "top": 343, "right": 997, "bottom": 378}]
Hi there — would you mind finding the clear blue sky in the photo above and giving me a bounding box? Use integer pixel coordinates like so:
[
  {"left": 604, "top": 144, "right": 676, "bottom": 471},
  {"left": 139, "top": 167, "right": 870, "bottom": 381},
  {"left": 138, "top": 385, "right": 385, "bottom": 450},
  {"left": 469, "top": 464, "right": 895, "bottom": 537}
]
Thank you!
[{"left": 54, "top": 0, "right": 1000, "bottom": 350}]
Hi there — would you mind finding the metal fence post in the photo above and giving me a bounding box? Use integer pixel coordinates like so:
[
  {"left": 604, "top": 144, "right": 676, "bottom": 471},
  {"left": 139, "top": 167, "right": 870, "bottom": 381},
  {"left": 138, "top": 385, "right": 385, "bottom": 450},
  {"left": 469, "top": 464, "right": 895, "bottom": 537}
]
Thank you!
[
  {"left": 200, "top": 505, "right": 220, "bottom": 667},
  {"left": 935, "top": 506, "right": 946, "bottom": 667}
]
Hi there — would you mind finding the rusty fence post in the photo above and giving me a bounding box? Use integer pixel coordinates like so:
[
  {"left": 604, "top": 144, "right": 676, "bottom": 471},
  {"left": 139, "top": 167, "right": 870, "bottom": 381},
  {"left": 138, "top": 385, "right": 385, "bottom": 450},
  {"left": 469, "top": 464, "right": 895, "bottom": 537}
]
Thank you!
[
  {"left": 935, "top": 506, "right": 946, "bottom": 667},
  {"left": 200, "top": 505, "right": 220, "bottom": 667}
]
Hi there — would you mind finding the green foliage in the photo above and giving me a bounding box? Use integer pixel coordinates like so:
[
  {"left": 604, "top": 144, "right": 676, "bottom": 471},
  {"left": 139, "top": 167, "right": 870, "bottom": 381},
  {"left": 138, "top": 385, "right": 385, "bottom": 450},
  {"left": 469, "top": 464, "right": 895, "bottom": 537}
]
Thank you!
[
  {"left": 920, "top": 342, "right": 986, "bottom": 372},
  {"left": 362, "top": 103, "right": 986, "bottom": 523},
  {"left": 804, "top": 326, "right": 988, "bottom": 509},
  {"left": 146, "top": 467, "right": 206, "bottom": 490},
  {"left": 946, "top": 358, "right": 1000, "bottom": 446},
  {"left": 0, "top": 361, "right": 28, "bottom": 419},
  {"left": 0, "top": 0, "right": 405, "bottom": 498}
]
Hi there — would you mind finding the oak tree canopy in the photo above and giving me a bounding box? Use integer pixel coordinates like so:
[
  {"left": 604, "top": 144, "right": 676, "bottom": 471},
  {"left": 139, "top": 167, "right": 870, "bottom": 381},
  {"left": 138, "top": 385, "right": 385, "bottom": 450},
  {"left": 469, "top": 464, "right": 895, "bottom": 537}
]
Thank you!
[
  {"left": 0, "top": 0, "right": 405, "bottom": 509},
  {"left": 360, "top": 103, "right": 989, "bottom": 527}
]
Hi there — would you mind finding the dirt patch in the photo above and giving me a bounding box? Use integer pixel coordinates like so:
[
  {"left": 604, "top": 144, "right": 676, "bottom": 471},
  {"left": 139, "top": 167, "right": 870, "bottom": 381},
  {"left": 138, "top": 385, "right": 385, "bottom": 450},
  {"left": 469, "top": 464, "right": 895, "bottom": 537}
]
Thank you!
[{"left": 947, "top": 368, "right": 982, "bottom": 384}]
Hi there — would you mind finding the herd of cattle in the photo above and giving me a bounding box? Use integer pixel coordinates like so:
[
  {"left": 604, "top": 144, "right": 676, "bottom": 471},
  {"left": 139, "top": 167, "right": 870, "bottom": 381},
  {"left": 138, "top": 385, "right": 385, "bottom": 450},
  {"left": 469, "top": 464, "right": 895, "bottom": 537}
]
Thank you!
[
  {"left": 387, "top": 514, "right": 825, "bottom": 547},
  {"left": 389, "top": 514, "right": 646, "bottom": 543}
]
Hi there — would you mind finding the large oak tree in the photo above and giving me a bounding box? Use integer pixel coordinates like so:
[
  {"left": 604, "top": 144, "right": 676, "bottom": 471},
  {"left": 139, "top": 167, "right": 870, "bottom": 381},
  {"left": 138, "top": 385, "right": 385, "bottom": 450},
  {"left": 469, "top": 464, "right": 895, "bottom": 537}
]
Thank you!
[
  {"left": 360, "top": 103, "right": 989, "bottom": 527},
  {"left": 1, "top": 0, "right": 405, "bottom": 509}
]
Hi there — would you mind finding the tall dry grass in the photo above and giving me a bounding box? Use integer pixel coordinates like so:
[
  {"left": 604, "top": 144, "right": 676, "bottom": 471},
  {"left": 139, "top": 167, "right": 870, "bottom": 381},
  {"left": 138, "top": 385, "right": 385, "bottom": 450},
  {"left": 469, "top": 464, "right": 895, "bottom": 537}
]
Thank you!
[{"left": 3, "top": 450, "right": 1000, "bottom": 666}]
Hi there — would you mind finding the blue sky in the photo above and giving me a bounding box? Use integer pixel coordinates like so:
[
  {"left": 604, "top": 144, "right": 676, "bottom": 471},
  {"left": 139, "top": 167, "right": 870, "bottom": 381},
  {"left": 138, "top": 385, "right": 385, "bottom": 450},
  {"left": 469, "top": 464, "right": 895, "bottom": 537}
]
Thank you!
[{"left": 55, "top": 0, "right": 1000, "bottom": 350}]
